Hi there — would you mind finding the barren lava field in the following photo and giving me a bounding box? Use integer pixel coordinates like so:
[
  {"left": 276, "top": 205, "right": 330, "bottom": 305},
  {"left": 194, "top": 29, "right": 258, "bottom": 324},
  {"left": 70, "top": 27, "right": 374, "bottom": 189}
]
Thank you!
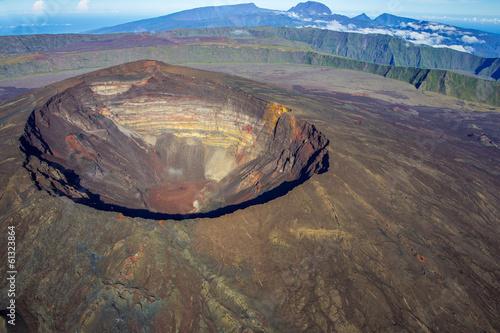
[{"left": 0, "top": 60, "right": 499, "bottom": 332}]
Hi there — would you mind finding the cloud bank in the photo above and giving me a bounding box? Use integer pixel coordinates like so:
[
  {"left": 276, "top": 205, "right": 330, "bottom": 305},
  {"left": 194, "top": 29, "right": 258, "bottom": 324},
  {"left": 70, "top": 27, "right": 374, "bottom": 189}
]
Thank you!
[
  {"left": 77, "top": 0, "right": 90, "bottom": 12},
  {"left": 281, "top": 9, "right": 493, "bottom": 55},
  {"left": 313, "top": 19, "right": 483, "bottom": 54},
  {"left": 32, "top": 0, "right": 45, "bottom": 13}
]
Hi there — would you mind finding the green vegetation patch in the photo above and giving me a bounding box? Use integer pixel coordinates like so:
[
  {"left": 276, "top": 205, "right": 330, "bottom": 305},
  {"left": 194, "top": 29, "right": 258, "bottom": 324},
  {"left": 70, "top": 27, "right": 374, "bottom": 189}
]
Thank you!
[{"left": 1, "top": 35, "right": 499, "bottom": 107}]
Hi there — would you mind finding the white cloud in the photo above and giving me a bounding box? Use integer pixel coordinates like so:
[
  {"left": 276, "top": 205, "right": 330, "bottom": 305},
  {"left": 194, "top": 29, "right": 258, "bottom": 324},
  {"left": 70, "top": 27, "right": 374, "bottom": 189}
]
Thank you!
[
  {"left": 425, "top": 23, "right": 457, "bottom": 32},
  {"left": 357, "top": 27, "right": 394, "bottom": 35},
  {"left": 323, "top": 19, "right": 474, "bottom": 54},
  {"left": 282, "top": 11, "right": 484, "bottom": 56},
  {"left": 77, "top": 0, "right": 90, "bottom": 12},
  {"left": 399, "top": 30, "right": 448, "bottom": 45},
  {"left": 407, "top": 22, "right": 422, "bottom": 30},
  {"left": 230, "top": 29, "right": 250, "bottom": 36},
  {"left": 479, "top": 17, "right": 500, "bottom": 24},
  {"left": 401, "top": 22, "right": 458, "bottom": 36},
  {"left": 326, "top": 20, "right": 347, "bottom": 31},
  {"left": 11, "top": 22, "right": 73, "bottom": 28},
  {"left": 286, "top": 12, "right": 300, "bottom": 19},
  {"left": 461, "top": 35, "right": 485, "bottom": 43},
  {"left": 422, "top": 15, "right": 500, "bottom": 25},
  {"left": 32, "top": 0, "right": 45, "bottom": 12},
  {"left": 434, "top": 44, "right": 474, "bottom": 53}
]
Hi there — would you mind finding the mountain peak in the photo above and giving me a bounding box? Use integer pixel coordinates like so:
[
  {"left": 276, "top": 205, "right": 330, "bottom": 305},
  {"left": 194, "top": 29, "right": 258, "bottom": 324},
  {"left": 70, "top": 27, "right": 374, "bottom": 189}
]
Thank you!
[
  {"left": 353, "top": 13, "right": 371, "bottom": 22},
  {"left": 374, "top": 13, "right": 417, "bottom": 26},
  {"left": 288, "top": 1, "right": 332, "bottom": 15}
]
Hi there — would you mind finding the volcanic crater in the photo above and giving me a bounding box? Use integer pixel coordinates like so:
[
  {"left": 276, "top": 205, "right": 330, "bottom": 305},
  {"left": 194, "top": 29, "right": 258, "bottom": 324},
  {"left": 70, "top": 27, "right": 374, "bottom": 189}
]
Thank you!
[{"left": 20, "top": 60, "right": 329, "bottom": 217}]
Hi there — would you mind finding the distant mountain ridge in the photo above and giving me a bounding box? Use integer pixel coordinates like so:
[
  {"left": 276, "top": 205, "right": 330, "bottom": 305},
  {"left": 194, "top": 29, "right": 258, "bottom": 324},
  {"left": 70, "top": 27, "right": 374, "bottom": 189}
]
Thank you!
[
  {"left": 1, "top": 29, "right": 499, "bottom": 106},
  {"left": 88, "top": 1, "right": 500, "bottom": 58},
  {"left": 287, "top": 1, "right": 332, "bottom": 15},
  {"left": 166, "top": 26, "right": 500, "bottom": 80},
  {"left": 4, "top": 26, "right": 499, "bottom": 81},
  {"left": 374, "top": 13, "right": 418, "bottom": 26},
  {"left": 352, "top": 13, "right": 372, "bottom": 23}
]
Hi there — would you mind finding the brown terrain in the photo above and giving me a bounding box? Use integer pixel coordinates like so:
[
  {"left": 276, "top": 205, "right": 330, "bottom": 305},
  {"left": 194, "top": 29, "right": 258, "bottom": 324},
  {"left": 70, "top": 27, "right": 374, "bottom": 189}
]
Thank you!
[{"left": 0, "top": 60, "right": 500, "bottom": 332}]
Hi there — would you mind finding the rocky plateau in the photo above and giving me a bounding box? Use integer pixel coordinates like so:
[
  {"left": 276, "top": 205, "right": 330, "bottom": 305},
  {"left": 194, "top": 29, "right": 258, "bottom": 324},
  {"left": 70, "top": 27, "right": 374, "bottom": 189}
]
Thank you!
[{"left": 0, "top": 60, "right": 499, "bottom": 332}]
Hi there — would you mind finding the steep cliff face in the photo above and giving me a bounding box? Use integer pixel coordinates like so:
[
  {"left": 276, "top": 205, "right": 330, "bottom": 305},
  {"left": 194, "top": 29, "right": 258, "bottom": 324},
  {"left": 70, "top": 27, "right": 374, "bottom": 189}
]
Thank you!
[
  {"left": 169, "top": 26, "right": 500, "bottom": 77},
  {"left": 2, "top": 30, "right": 500, "bottom": 107},
  {"left": 20, "top": 60, "right": 328, "bottom": 216}
]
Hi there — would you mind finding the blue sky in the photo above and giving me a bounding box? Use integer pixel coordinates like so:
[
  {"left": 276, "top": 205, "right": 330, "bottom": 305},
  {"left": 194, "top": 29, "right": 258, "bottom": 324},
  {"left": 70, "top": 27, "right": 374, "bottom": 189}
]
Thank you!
[
  {"left": 1, "top": 0, "right": 499, "bottom": 17},
  {"left": 1, "top": 0, "right": 499, "bottom": 34}
]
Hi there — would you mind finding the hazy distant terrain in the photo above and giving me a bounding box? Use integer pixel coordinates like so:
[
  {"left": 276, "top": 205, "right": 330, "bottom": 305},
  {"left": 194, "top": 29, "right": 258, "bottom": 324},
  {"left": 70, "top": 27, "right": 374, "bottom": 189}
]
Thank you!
[
  {"left": 88, "top": 2, "right": 500, "bottom": 58},
  {"left": 1, "top": 63, "right": 495, "bottom": 112},
  {"left": 1, "top": 28, "right": 499, "bottom": 107}
]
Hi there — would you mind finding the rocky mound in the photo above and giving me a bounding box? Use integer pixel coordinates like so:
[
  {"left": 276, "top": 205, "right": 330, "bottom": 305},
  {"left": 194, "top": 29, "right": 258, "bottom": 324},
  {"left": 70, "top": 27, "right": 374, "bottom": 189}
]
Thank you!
[{"left": 20, "top": 60, "right": 328, "bottom": 216}]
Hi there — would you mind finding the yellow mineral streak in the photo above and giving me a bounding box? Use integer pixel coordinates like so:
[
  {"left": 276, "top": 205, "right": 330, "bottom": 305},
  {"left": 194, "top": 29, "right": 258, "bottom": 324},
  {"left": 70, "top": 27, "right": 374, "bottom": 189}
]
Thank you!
[
  {"left": 90, "top": 84, "right": 133, "bottom": 96},
  {"left": 289, "top": 227, "right": 352, "bottom": 243},
  {"left": 87, "top": 82, "right": 289, "bottom": 149},
  {"left": 263, "top": 102, "right": 290, "bottom": 132}
]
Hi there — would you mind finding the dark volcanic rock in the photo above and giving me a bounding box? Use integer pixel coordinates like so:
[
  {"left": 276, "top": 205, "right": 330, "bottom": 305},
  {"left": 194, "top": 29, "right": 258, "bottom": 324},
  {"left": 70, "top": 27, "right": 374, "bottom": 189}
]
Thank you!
[
  {"left": 1, "top": 62, "right": 500, "bottom": 333},
  {"left": 19, "top": 60, "right": 328, "bottom": 216},
  {"left": 468, "top": 132, "right": 499, "bottom": 148},
  {"left": 0, "top": 87, "right": 33, "bottom": 103}
]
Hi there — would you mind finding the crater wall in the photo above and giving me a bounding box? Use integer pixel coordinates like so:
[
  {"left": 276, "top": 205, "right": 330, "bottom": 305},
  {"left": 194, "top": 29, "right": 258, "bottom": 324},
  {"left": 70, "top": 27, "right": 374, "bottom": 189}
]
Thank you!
[{"left": 20, "top": 60, "right": 329, "bottom": 216}]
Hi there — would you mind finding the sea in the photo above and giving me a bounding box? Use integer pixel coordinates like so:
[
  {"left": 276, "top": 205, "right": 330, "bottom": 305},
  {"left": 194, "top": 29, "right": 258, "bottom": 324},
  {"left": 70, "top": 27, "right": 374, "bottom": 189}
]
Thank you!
[
  {"left": 438, "top": 19, "right": 500, "bottom": 35},
  {"left": 0, "top": 14, "right": 148, "bottom": 35}
]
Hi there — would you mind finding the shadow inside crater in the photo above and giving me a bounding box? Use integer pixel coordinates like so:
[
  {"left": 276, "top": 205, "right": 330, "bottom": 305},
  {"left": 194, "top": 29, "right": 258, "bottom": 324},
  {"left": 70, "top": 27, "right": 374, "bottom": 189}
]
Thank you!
[
  {"left": 0, "top": 309, "right": 30, "bottom": 333},
  {"left": 20, "top": 134, "right": 329, "bottom": 221}
]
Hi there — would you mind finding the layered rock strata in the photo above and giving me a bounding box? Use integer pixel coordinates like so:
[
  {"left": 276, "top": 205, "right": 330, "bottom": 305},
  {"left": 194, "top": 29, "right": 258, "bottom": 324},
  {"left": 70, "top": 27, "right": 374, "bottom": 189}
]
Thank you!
[{"left": 20, "top": 60, "right": 328, "bottom": 215}]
